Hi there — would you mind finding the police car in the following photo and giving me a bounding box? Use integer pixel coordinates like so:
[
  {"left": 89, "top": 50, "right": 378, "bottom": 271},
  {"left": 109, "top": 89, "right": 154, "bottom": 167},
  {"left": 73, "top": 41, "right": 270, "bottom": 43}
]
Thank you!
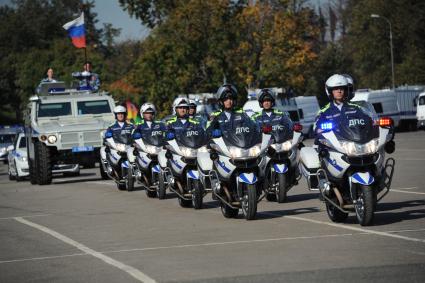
[
  {"left": 7, "top": 132, "right": 29, "bottom": 181},
  {"left": 0, "top": 125, "right": 23, "bottom": 164}
]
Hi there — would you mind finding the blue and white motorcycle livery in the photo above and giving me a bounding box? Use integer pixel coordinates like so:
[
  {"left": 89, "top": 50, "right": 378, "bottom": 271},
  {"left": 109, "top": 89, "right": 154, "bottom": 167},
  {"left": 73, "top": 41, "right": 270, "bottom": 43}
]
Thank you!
[
  {"left": 101, "top": 137, "right": 136, "bottom": 191},
  {"left": 164, "top": 127, "right": 208, "bottom": 209},
  {"left": 301, "top": 106, "right": 395, "bottom": 226},
  {"left": 133, "top": 130, "right": 165, "bottom": 198},
  {"left": 209, "top": 115, "right": 272, "bottom": 220},
  {"left": 260, "top": 123, "right": 303, "bottom": 203}
]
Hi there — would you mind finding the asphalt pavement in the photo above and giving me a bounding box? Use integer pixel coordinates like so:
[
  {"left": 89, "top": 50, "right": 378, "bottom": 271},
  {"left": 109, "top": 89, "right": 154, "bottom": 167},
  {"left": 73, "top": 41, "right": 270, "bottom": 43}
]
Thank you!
[{"left": 0, "top": 131, "right": 424, "bottom": 283}]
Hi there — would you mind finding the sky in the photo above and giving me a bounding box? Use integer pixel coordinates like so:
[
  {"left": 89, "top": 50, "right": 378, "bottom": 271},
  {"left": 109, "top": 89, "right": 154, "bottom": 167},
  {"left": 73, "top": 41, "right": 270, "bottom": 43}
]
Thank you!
[{"left": 93, "top": 0, "right": 150, "bottom": 42}]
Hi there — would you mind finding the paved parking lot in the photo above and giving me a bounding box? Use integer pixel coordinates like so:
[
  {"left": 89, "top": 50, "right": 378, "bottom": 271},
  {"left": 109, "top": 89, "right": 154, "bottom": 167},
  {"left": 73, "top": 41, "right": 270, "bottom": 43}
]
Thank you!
[{"left": 1, "top": 131, "right": 425, "bottom": 282}]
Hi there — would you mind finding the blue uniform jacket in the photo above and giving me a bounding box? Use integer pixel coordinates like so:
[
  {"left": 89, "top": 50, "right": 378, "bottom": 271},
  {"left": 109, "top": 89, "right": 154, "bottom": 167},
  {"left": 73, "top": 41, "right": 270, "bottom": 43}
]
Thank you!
[{"left": 104, "top": 121, "right": 135, "bottom": 145}]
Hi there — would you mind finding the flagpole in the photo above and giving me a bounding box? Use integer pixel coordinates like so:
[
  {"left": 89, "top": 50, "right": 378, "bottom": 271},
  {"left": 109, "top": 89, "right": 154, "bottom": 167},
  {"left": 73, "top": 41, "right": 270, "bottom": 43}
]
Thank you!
[{"left": 84, "top": 47, "right": 88, "bottom": 64}]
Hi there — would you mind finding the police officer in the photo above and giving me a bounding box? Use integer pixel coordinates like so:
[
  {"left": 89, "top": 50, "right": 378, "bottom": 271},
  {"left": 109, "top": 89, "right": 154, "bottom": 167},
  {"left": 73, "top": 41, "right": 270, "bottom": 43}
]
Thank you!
[
  {"left": 207, "top": 83, "right": 247, "bottom": 136},
  {"left": 166, "top": 98, "right": 201, "bottom": 138},
  {"left": 314, "top": 74, "right": 364, "bottom": 139},
  {"left": 188, "top": 99, "right": 207, "bottom": 129},
  {"left": 104, "top": 105, "right": 135, "bottom": 145},
  {"left": 37, "top": 68, "right": 58, "bottom": 93},
  {"left": 252, "top": 88, "right": 293, "bottom": 135},
  {"left": 73, "top": 62, "right": 101, "bottom": 91},
  {"left": 132, "top": 103, "right": 166, "bottom": 140}
]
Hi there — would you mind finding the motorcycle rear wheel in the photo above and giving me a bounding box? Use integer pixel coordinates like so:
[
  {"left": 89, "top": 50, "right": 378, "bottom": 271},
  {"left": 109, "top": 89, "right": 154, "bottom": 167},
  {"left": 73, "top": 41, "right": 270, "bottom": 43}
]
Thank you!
[
  {"left": 326, "top": 201, "right": 348, "bottom": 223},
  {"left": 178, "top": 197, "right": 192, "bottom": 208},
  {"left": 220, "top": 202, "right": 239, "bottom": 218},
  {"left": 126, "top": 166, "right": 134, "bottom": 192}
]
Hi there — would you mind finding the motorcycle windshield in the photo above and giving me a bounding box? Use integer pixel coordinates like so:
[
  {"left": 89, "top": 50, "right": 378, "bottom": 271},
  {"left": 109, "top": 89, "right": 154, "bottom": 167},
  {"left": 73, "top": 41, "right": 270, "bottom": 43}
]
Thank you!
[
  {"left": 222, "top": 115, "right": 261, "bottom": 148},
  {"left": 175, "top": 126, "right": 208, "bottom": 149},
  {"left": 142, "top": 133, "right": 164, "bottom": 147},
  {"left": 270, "top": 123, "right": 294, "bottom": 144},
  {"left": 335, "top": 106, "right": 379, "bottom": 143}
]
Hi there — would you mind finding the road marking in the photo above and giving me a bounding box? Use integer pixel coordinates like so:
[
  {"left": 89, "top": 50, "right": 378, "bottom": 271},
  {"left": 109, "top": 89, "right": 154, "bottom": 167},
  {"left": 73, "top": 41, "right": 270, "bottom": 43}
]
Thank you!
[
  {"left": 393, "top": 187, "right": 418, "bottom": 190},
  {"left": 384, "top": 228, "right": 425, "bottom": 234},
  {"left": 14, "top": 217, "right": 156, "bottom": 283},
  {"left": 102, "top": 233, "right": 359, "bottom": 254},
  {"left": 0, "top": 214, "right": 51, "bottom": 220},
  {"left": 392, "top": 189, "right": 425, "bottom": 195},
  {"left": 91, "top": 181, "right": 115, "bottom": 186},
  {"left": 275, "top": 214, "right": 425, "bottom": 244},
  {"left": 0, "top": 253, "right": 87, "bottom": 264}
]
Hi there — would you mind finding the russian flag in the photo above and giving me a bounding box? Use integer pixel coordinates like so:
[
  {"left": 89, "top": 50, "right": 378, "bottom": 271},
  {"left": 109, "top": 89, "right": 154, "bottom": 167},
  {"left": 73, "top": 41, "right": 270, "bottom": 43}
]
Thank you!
[{"left": 63, "top": 13, "right": 86, "bottom": 48}]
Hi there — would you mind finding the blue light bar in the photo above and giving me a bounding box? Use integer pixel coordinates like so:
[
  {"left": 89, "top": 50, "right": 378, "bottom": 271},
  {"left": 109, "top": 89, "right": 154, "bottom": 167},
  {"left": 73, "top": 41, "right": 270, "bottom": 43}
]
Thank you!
[{"left": 320, "top": 122, "right": 334, "bottom": 130}]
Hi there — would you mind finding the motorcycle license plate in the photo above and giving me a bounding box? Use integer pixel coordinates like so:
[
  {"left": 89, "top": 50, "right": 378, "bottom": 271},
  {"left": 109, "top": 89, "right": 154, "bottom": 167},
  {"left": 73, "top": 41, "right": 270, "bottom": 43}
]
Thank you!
[{"left": 72, "top": 146, "right": 94, "bottom": 153}]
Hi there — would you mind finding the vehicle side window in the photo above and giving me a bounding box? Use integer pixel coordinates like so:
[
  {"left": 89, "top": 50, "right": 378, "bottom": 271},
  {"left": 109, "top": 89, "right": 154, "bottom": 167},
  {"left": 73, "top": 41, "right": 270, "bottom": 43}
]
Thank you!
[
  {"left": 419, "top": 96, "right": 425, "bottom": 106},
  {"left": 77, "top": 100, "right": 111, "bottom": 115},
  {"left": 19, "top": 136, "right": 27, "bottom": 148},
  {"left": 372, "top": 103, "right": 383, "bottom": 114}
]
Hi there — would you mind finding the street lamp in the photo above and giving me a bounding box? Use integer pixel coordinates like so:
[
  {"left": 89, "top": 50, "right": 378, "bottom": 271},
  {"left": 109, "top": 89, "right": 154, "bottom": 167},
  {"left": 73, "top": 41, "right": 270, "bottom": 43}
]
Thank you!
[{"left": 370, "top": 14, "right": 395, "bottom": 89}]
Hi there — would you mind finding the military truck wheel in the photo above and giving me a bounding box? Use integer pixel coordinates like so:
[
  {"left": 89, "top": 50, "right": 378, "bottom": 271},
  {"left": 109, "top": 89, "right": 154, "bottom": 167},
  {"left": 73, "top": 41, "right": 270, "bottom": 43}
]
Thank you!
[
  {"left": 35, "top": 142, "right": 52, "bottom": 185},
  {"left": 29, "top": 158, "right": 38, "bottom": 185}
]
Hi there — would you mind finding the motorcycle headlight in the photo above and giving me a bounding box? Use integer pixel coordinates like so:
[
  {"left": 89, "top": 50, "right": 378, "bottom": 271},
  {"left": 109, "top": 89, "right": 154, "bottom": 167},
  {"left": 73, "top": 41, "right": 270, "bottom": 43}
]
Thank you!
[
  {"left": 228, "top": 144, "right": 261, "bottom": 159},
  {"left": 341, "top": 139, "right": 379, "bottom": 156},
  {"left": 145, "top": 145, "right": 162, "bottom": 155},
  {"left": 115, "top": 143, "right": 127, "bottom": 152},
  {"left": 197, "top": 146, "right": 208, "bottom": 153},
  {"left": 270, "top": 140, "right": 292, "bottom": 152},
  {"left": 47, "top": 135, "right": 57, "bottom": 144},
  {"left": 180, "top": 146, "right": 198, "bottom": 158}
]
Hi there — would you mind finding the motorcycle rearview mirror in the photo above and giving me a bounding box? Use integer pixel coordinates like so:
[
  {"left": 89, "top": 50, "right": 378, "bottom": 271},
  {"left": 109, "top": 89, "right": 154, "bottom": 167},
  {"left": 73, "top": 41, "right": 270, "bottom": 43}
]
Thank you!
[
  {"left": 210, "top": 150, "right": 218, "bottom": 160},
  {"left": 262, "top": 125, "right": 272, "bottom": 134},
  {"left": 385, "top": 140, "right": 395, "bottom": 154},
  {"left": 293, "top": 123, "right": 303, "bottom": 133}
]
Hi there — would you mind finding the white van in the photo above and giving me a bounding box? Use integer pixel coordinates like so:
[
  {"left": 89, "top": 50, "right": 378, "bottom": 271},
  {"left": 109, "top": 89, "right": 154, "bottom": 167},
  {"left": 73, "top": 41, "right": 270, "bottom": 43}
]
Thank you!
[
  {"left": 295, "top": 96, "right": 320, "bottom": 137},
  {"left": 352, "top": 89, "right": 401, "bottom": 128},
  {"left": 417, "top": 92, "right": 425, "bottom": 129}
]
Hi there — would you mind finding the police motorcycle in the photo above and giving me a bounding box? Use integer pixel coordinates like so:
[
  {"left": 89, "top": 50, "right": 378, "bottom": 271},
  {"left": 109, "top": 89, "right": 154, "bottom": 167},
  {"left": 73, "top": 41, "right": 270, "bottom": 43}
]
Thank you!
[
  {"left": 209, "top": 115, "right": 272, "bottom": 220},
  {"left": 164, "top": 99, "right": 209, "bottom": 209},
  {"left": 132, "top": 104, "right": 167, "bottom": 198},
  {"left": 253, "top": 89, "right": 303, "bottom": 203},
  {"left": 300, "top": 75, "right": 396, "bottom": 226},
  {"left": 100, "top": 106, "right": 136, "bottom": 191}
]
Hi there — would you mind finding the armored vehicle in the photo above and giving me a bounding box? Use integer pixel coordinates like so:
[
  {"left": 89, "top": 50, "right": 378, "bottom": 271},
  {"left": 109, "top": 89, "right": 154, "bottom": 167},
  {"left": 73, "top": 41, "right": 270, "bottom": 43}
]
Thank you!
[{"left": 25, "top": 82, "right": 115, "bottom": 185}]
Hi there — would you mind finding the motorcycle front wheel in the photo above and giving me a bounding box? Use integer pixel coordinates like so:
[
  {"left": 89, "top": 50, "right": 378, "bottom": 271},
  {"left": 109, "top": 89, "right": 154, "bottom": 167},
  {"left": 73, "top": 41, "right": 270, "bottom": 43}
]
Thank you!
[
  {"left": 157, "top": 172, "right": 166, "bottom": 199},
  {"left": 191, "top": 179, "right": 204, "bottom": 210},
  {"left": 276, "top": 174, "right": 287, "bottom": 203},
  {"left": 355, "top": 184, "right": 375, "bottom": 226},
  {"left": 241, "top": 184, "right": 258, "bottom": 220},
  {"left": 125, "top": 166, "right": 134, "bottom": 192}
]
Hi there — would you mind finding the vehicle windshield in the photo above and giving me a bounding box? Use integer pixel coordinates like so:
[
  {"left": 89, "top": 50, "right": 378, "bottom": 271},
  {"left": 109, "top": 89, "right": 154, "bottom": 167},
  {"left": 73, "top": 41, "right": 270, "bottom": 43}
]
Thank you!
[
  {"left": 143, "top": 131, "right": 164, "bottom": 147},
  {"left": 77, "top": 100, "right": 111, "bottom": 115},
  {"left": 0, "top": 134, "right": 15, "bottom": 144},
  {"left": 269, "top": 119, "right": 294, "bottom": 144},
  {"left": 38, "top": 102, "right": 72, "bottom": 117},
  {"left": 175, "top": 125, "right": 208, "bottom": 149},
  {"left": 419, "top": 96, "right": 425, "bottom": 106},
  {"left": 222, "top": 113, "right": 261, "bottom": 149},
  {"left": 334, "top": 105, "right": 379, "bottom": 143}
]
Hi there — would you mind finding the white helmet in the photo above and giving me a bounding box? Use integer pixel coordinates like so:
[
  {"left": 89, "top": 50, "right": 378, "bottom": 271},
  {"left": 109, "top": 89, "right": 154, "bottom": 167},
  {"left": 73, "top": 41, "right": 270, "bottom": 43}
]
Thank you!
[
  {"left": 188, "top": 99, "right": 197, "bottom": 107},
  {"left": 113, "top": 105, "right": 127, "bottom": 114},
  {"left": 140, "top": 102, "right": 156, "bottom": 114},
  {"left": 172, "top": 97, "right": 189, "bottom": 114},
  {"left": 342, "top": 74, "right": 354, "bottom": 100},
  {"left": 325, "top": 74, "right": 349, "bottom": 98}
]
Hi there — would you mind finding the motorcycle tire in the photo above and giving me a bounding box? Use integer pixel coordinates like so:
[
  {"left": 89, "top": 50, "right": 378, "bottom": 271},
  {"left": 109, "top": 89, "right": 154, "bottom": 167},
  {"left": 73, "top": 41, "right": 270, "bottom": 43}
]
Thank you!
[
  {"left": 157, "top": 172, "right": 166, "bottom": 199},
  {"left": 325, "top": 201, "right": 348, "bottom": 223},
  {"left": 35, "top": 141, "right": 52, "bottom": 185},
  {"left": 355, "top": 184, "right": 375, "bottom": 226},
  {"left": 100, "top": 161, "right": 109, "bottom": 180},
  {"left": 178, "top": 197, "right": 192, "bottom": 208},
  {"left": 192, "top": 179, "right": 203, "bottom": 210},
  {"left": 241, "top": 184, "right": 258, "bottom": 220},
  {"left": 220, "top": 202, "right": 238, "bottom": 218},
  {"left": 276, "top": 174, "right": 287, "bottom": 203},
  {"left": 117, "top": 183, "right": 126, "bottom": 191},
  {"left": 126, "top": 167, "right": 134, "bottom": 192},
  {"left": 265, "top": 193, "right": 276, "bottom": 202}
]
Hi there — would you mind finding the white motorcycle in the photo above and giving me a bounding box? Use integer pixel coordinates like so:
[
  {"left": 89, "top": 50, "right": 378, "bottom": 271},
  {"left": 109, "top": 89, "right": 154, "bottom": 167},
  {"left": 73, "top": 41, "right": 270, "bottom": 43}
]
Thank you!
[
  {"left": 164, "top": 128, "right": 208, "bottom": 209},
  {"left": 209, "top": 115, "right": 271, "bottom": 220},
  {"left": 299, "top": 106, "right": 395, "bottom": 226},
  {"left": 133, "top": 131, "right": 166, "bottom": 198},
  {"left": 261, "top": 123, "right": 303, "bottom": 203},
  {"left": 101, "top": 137, "right": 136, "bottom": 191}
]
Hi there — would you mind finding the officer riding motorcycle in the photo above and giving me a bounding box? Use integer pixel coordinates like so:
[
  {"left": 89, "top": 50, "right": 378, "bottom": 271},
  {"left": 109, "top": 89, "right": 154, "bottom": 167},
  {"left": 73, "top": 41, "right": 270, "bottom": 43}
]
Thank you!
[
  {"left": 164, "top": 98, "right": 208, "bottom": 208},
  {"left": 252, "top": 89, "right": 302, "bottom": 203},
  {"left": 100, "top": 105, "right": 136, "bottom": 191},
  {"left": 207, "top": 84, "right": 272, "bottom": 220},
  {"left": 302, "top": 74, "right": 396, "bottom": 226},
  {"left": 188, "top": 99, "right": 207, "bottom": 128},
  {"left": 132, "top": 103, "right": 167, "bottom": 198}
]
